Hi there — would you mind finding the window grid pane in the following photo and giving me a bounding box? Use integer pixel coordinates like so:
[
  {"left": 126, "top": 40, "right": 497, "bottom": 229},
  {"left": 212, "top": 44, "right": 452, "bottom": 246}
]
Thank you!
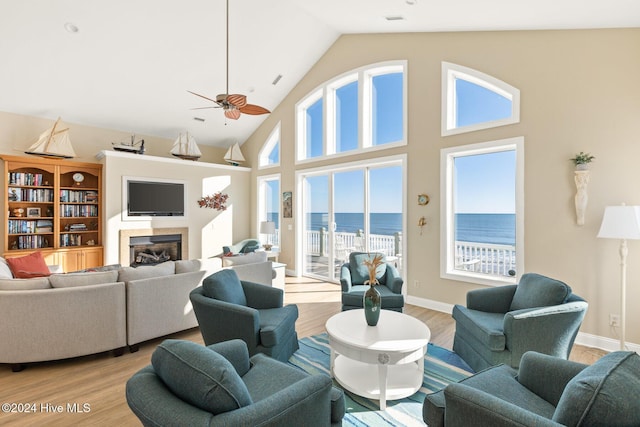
[
  {"left": 335, "top": 81, "right": 358, "bottom": 153},
  {"left": 372, "top": 73, "right": 403, "bottom": 146},
  {"left": 306, "top": 99, "right": 324, "bottom": 158},
  {"left": 455, "top": 79, "right": 512, "bottom": 128}
]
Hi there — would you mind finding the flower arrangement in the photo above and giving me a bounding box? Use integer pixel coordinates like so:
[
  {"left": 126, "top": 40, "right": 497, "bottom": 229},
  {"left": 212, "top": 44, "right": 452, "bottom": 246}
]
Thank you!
[
  {"left": 197, "top": 192, "right": 229, "bottom": 211},
  {"left": 362, "top": 253, "right": 384, "bottom": 286}
]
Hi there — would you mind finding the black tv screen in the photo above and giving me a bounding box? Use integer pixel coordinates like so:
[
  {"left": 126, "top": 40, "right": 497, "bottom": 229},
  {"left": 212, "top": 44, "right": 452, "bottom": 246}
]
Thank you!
[{"left": 127, "top": 180, "right": 184, "bottom": 216}]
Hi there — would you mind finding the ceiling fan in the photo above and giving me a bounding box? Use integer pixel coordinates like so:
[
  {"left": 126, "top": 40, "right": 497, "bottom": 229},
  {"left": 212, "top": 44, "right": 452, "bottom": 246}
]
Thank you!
[{"left": 188, "top": 0, "right": 270, "bottom": 120}]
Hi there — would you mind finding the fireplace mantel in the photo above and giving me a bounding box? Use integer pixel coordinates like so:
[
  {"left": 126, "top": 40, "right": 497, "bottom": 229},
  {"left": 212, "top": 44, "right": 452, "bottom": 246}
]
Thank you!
[{"left": 119, "top": 228, "right": 188, "bottom": 265}]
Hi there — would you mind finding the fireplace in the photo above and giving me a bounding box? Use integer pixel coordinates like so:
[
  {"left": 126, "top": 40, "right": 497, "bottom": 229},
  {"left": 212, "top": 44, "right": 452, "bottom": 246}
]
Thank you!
[
  {"left": 120, "top": 228, "right": 189, "bottom": 266},
  {"left": 129, "top": 234, "right": 182, "bottom": 267}
]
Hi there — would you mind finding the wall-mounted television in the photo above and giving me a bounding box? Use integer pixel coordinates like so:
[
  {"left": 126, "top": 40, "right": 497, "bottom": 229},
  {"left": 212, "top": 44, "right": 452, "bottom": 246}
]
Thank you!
[{"left": 125, "top": 178, "right": 186, "bottom": 217}]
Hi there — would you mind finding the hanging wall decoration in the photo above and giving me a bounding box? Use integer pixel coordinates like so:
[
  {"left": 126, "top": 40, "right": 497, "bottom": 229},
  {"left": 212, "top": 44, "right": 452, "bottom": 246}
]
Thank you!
[{"left": 198, "top": 192, "right": 229, "bottom": 211}]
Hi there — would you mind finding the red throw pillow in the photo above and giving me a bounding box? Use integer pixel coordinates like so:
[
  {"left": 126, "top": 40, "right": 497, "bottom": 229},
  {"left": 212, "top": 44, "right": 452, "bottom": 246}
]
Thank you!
[{"left": 6, "top": 252, "right": 51, "bottom": 278}]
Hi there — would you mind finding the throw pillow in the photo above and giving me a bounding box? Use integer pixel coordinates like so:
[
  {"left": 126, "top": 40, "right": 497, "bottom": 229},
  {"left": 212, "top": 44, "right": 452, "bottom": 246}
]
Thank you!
[
  {"left": 510, "top": 273, "right": 572, "bottom": 311},
  {"left": 0, "top": 257, "right": 14, "bottom": 279},
  {"left": 72, "top": 263, "right": 121, "bottom": 273},
  {"left": 0, "top": 277, "right": 51, "bottom": 290},
  {"left": 202, "top": 269, "right": 247, "bottom": 306},
  {"left": 349, "top": 252, "right": 387, "bottom": 285},
  {"left": 6, "top": 252, "right": 51, "bottom": 279},
  {"left": 553, "top": 351, "right": 640, "bottom": 426},
  {"left": 49, "top": 270, "right": 119, "bottom": 288},
  {"left": 152, "top": 339, "right": 253, "bottom": 414},
  {"left": 117, "top": 261, "right": 175, "bottom": 282}
]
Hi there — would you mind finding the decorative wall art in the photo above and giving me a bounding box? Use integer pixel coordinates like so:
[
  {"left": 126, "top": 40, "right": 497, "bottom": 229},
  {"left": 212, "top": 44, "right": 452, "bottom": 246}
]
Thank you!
[
  {"left": 283, "top": 191, "right": 292, "bottom": 218},
  {"left": 197, "top": 192, "right": 229, "bottom": 211}
]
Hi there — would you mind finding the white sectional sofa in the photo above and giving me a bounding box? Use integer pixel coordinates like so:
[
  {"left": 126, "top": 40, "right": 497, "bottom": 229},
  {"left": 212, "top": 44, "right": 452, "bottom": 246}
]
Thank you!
[{"left": 0, "top": 254, "right": 275, "bottom": 371}]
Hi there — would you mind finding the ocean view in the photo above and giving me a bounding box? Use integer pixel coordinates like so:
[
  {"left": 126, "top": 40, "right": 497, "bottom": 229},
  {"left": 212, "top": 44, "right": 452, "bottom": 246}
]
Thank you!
[{"left": 295, "top": 212, "right": 515, "bottom": 246}]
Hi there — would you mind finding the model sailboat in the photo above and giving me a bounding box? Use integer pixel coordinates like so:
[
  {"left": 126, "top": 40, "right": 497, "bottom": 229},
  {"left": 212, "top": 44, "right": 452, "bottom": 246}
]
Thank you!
[
  {"left": 170, "top": 133, "right": 201, "bottom": 161},
  {"left": 112, "top": 134, "right": 145, "bottom": 154},
  {"left": 224, "top": 142, "right": 245, "bottom": 166},
  {"left": 25, "top": 117, "right": 76, "bottom": 159}
]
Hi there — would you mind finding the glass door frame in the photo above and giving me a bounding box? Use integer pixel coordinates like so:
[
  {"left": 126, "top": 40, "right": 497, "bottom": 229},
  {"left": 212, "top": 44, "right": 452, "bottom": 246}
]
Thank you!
[{"left": 294, "top": 154, "right": 407, "bottom": 283}]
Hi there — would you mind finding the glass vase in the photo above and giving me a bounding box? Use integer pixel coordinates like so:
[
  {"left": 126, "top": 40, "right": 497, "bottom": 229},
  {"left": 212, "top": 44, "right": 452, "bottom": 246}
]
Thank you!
[{"left": 363, "top": 285, "right": 381, "bottom": 326}]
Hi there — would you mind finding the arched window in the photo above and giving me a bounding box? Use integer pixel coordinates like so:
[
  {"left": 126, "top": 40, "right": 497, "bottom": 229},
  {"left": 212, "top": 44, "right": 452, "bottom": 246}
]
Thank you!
[
  {"left": 442, "top": 62, "right": 520, "bottom": 136},
  {"left": 296, "top": 61, "right": 407, "bottom": 162},
  {"left": 259, "top": 123, "right": 280, "bottom": 168}
]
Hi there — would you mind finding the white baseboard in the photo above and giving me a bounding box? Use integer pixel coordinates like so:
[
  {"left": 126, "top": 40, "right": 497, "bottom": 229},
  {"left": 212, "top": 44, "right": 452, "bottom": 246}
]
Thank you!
[{"left": 406, "top": 295, "right": 639, "bottom": 354}]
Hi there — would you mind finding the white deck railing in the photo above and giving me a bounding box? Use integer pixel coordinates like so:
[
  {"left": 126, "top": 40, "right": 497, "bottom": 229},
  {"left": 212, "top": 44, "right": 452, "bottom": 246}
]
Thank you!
[
  {"left": 455, "top": 241, "right": 516, "bottom": 277},
  {"left": 304, "top": 230, "right": 400, "bottom": 257}
]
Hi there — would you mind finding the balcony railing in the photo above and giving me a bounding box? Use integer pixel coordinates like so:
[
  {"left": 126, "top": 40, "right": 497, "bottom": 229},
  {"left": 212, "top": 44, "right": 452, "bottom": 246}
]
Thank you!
[{"left": 455, "top": 240, "right": 516, "bottom": 277}]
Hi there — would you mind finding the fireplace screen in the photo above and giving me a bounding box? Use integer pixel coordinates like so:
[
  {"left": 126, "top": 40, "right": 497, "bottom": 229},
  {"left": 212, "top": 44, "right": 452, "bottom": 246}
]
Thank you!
[{"left": 129, "top": 234, "right": 182, "bottom": 266}]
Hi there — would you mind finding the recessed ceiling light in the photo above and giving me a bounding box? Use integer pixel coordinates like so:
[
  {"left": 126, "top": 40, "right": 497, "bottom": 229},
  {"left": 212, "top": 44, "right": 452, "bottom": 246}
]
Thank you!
[
  {"left": 385, "top": 16, "right": 405, "bottom": 21},
  {"left": 64, "top": 22, "right": 79, "bottom": 33}
]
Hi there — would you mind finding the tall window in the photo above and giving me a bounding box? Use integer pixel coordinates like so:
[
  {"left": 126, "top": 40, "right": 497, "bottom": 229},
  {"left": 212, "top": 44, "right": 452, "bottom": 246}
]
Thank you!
[
  {"left": 442, "top": 62, "right": 520, "bottom": 136},
  {"left": 259, "top": 123, "right": 281, "bottom": 168},
  {"left": 440, "top": 138, "right": 524, "bottom": 286},
  {"left": 296, "top": 61, "right": 407, "bottom": 162},
  {"left": 257, "top": 175, "right": 280, "bottom": 247}
]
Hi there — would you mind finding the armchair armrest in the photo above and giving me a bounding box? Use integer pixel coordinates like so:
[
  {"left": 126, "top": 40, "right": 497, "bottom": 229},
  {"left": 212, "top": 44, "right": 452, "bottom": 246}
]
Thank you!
[
  {"left": 444, "top": 383, "right": 563, "bottom": 427},
  {"left": 206, "top": 339, "right": 251, "bottom": 376},
  {"left": 242, "top": 280, "right": 283, "bottom": 309},
  {"left": 340, "top": 263, "right": 352, "bottom": 292},
  {"left": 503, "top": 301, "right": 588, "bottom": 366},
  {"left": 383, "top": 264, "right": 403, "bottom": 294},
  {"left": 517, "top": 351, "right": 587, "bottom": 406},
  {"left": 467, "top": 285, "right": 517, "bottom": 313},
  {"left": 213, "top": 374, "right": 334, "bottom": 427}
]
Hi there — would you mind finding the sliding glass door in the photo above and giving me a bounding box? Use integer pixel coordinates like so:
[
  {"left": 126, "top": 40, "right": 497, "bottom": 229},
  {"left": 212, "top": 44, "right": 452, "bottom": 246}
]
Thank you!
[{"left": 300, "top": 157, "right": 404, "bottom": 282}]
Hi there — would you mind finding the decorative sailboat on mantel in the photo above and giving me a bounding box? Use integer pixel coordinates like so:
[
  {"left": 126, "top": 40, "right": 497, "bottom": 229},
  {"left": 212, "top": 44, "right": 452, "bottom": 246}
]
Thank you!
[
  {"left": 224, "top": 142, "right": 245, "bottom": 166},
  {"left": 170, "top": 132, "right": 201, "bottom": 161},
  {"left": 25, "top": 117, "right": 76, "bottom": 159}
]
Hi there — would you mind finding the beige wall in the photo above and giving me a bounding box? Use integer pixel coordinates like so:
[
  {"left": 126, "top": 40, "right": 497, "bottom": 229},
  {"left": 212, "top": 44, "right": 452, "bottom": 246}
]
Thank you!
[{"left": 243, "top": 28, "right": 640, "bottom": 347}]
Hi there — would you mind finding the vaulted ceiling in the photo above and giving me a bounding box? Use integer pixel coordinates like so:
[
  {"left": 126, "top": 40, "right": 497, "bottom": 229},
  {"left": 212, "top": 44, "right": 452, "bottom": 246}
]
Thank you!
[{"left": 1, "top": 0, "right": 638, "bottom": 148}]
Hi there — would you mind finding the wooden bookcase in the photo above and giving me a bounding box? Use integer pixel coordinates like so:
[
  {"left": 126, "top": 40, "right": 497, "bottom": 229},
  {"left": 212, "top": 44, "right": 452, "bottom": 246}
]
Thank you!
[{"left": 2, "top": 155, "right": 103, "bottom": 271}]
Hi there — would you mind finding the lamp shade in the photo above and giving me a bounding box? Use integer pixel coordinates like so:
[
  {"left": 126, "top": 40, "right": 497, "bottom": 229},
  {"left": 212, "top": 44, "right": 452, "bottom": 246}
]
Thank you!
[
  {"left": 597, "top": 205, "right": 640, "bottom": 240},
  {"left": 260, "top": 221, "right": 276, "bottom": 235}
]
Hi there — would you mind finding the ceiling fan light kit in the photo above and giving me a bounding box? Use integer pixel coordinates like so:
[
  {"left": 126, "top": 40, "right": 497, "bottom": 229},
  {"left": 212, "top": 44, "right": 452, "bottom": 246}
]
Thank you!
[{"left": 188, "top": 0, "right": 270, "bottom": 121}]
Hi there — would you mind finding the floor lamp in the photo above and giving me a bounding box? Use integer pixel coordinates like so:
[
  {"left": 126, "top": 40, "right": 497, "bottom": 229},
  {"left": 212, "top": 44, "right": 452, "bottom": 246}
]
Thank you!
[{"left": 597, "top": 204, "right": 640, "bottom": 350}]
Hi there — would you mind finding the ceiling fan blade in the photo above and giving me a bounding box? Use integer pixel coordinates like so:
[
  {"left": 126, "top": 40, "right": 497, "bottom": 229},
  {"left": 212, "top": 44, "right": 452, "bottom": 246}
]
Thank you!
[
  {"left": 187, "top": 90, "right": 220, "bottom": 104},
  {"left": 190, "top": 106, "right": 221, "bottom": 110},
  {"left": 224, "top": 109, "right": 241, "bottom": 120},
  {"left": 239, "top": 104, "right": 271, "bottom": 115},
  {"left": 226, "top": 94, "right": 247, "bottom": 108}
]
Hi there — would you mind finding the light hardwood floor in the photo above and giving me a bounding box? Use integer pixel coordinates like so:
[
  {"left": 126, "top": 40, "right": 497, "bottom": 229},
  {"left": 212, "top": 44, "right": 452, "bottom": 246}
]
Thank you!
[{"left": 0, "top": 277, "right": 607, "bottom": 426}]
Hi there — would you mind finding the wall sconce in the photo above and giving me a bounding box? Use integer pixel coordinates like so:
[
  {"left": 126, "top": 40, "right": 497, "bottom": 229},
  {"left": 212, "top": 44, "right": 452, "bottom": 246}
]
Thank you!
[{"left": 418, "top": 216, "right": 427, "bottom": 235}]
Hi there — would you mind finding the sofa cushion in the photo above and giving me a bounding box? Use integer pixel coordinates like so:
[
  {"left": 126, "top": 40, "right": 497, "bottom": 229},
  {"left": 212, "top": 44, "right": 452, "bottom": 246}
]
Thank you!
[
  {"left": 553, "top": 351, "right": 640, "bottom": 426},
  {"left": 5, "top": 252, "right": 51, "bottom": 278},
  {"left": 202, "top": 269, "right": 247, "bottom": 306},
  {"left": 117, "top": 261, "right": 175, "bottom": 282},
  {"left": 175, "top": 257, "right": 222, "bottom": 274},
  {"left": 0, "top": 257, "right": 14, "bottom": 279},
  {"left": 0, "top": 277, "right": 51, "bottom": 290},
  {"left": 72, "top": 263, "right": 121, "bottom": 273},
  {"left": 151, "top": 339, "right": 252, "bottom": 414},
  {"left": 510, "top": 273, "right": 571, "bottom": 311},
  {"left": 349, "top": 252, "right": 387, "bottom": 285},
  {"left": 221, "top": 251, "right": 267, "bottom": 267},
  {"left": 49, "top": 270, "right": 119, "bottom": 288}
]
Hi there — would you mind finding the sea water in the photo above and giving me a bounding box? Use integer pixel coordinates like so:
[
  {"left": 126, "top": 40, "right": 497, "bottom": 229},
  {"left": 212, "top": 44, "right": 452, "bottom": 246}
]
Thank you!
[{"left": 300, "top": 212, "right": 515, "bottom": 246}]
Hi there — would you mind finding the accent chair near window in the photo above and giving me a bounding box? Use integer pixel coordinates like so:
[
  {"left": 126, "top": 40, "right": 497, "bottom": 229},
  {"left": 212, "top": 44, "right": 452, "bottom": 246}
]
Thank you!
[
  {"left": 452, "top": 273, "right": 588, "bottom": 372},
  {"left": 339, "top": 252, "right": 404, "bottom": 312}
]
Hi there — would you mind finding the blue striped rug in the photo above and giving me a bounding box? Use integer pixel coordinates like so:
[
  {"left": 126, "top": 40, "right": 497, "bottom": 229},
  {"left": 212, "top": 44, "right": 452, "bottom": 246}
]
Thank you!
[{"left": 288, "top": 333, "right": 473, "bottom": 426}]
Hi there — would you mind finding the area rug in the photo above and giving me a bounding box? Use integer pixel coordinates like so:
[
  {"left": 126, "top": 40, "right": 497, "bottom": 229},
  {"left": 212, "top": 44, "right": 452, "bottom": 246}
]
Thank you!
[{"left": 288, "top": 333, "right": 474, "bottom": 426}]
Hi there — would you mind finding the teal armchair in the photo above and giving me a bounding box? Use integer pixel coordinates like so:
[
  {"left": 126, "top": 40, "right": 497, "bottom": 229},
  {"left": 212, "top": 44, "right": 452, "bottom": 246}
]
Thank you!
[
  {"left": 126, "top": 339, "right": 346, "bottom": 427},
  {"left": 339, "top": 252, "right": 404, "bottom": 312},
  {"left": 190, "top": 269, "right": 299, "bottom": 362},
  {"left": 452, "top": 273, "right": 587, "bottom": 371},
  {"left": 423, "top": 350, "right": 640, "bottom": 427},
  {"left": 222, "top": 238, "right": 260, "bottom": 255}
]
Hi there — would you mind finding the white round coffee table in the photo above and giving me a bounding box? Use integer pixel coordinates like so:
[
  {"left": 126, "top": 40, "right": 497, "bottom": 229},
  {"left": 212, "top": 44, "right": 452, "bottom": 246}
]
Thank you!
[{"left": 325, "top": 309, "right": 430, "bottom": 410}]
